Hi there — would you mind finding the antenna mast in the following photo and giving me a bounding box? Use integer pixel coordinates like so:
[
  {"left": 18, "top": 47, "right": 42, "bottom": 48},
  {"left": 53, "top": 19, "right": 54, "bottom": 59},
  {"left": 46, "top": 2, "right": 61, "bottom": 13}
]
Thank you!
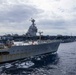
[
  {"left": 31, "top": 18, "right": 35, "bottom": 25},
  {"left": 39, "top": 31, "right": 43, "bottom": 40}
]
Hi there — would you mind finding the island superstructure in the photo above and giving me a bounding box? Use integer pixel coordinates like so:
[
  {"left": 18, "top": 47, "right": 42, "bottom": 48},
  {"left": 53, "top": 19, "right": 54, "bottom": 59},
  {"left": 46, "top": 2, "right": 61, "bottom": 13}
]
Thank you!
[{"left": 26, "top": 19, "right": 37, "bottom": 37}]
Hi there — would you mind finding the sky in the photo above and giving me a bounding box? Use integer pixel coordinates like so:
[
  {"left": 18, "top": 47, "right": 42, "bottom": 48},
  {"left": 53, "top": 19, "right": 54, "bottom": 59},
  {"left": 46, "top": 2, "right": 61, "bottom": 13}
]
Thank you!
[{"left": 0, "top": 0, "right": 76, "bottom": 36}]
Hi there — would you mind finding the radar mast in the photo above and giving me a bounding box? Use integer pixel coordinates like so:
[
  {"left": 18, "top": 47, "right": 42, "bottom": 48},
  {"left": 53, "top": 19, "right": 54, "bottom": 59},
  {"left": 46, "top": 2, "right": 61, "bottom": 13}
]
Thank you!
[{"left": 31, "top": 18, "right": 35, "bottom": 26}]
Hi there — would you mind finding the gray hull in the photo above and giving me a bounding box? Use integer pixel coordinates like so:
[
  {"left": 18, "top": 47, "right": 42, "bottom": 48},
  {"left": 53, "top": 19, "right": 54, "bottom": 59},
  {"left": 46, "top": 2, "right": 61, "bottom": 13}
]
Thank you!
[{"left": 0, "top": 42, "right": 60, "bottom": 63}]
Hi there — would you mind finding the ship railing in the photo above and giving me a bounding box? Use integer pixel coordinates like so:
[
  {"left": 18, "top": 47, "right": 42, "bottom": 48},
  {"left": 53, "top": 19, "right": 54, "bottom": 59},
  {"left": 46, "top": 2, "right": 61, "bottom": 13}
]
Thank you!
[
  {"left": 12, "top": 39, "right": 61, "bottom": 46},
  {"left": 37, "top": 39, "right": 61, "bottom": 44}
]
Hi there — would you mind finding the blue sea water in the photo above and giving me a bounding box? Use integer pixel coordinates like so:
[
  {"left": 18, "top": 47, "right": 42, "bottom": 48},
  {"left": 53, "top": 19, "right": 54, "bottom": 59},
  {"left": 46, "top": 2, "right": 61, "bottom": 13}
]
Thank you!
[{"left": 0, "top": 41, "right": 76, "bottom": 75}]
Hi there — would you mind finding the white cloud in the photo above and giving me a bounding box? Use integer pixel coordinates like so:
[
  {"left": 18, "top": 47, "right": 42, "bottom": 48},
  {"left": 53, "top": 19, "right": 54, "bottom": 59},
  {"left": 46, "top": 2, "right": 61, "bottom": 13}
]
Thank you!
[{"left": 0, "top": 0, "right": 76, "bottom": 35}]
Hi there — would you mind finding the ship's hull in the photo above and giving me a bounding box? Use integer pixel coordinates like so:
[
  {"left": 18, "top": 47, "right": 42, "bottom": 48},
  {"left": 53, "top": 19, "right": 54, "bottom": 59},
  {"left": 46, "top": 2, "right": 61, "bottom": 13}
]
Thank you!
[{"left": 0, "top": 42, "right": 60, "bottom": 63}]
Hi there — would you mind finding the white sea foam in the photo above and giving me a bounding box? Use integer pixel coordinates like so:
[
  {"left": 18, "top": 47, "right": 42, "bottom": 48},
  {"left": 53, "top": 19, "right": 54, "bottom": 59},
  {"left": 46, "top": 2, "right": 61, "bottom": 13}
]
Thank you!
[
  {"left": 4, "top": 63, "right": 13, "bottom": 68},
  {"left": 17, "top": 61, "right": 34, "bottom": 69}
]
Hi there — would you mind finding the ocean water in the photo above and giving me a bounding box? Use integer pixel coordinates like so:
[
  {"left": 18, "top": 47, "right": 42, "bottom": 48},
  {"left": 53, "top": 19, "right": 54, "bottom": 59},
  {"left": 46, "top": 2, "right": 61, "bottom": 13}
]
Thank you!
[{"left": 0, "top": 42, "right": 76, "bottom": 75}]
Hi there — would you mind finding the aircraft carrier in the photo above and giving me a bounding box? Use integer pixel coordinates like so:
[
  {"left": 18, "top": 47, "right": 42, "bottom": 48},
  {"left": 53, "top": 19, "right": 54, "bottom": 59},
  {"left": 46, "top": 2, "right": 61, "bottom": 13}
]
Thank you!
[{"left": 0, "top": 19, "right": 60, "bottom": 63}]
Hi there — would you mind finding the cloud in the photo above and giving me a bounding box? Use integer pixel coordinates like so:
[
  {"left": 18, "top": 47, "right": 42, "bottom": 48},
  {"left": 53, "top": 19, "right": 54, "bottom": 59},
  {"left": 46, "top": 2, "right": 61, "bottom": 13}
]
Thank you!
[
  {"left": 0, "top": 1, "right": 42, "bottom": 35},
  {"left": 0, "top": 4, "right": 41, "bottom": 23},
  {"left": 36, "top": 19, "right": 66, "bottom": 29},
  {"left": 0, "top": 0, "right": 76, "bottom": 35}
]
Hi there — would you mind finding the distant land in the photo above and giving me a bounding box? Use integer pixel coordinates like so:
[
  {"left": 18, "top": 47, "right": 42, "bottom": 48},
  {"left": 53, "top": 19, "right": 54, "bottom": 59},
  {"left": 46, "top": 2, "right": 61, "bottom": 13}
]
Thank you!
[{"left": 0, "top": 34, "right": 76, "bottom": 42}]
